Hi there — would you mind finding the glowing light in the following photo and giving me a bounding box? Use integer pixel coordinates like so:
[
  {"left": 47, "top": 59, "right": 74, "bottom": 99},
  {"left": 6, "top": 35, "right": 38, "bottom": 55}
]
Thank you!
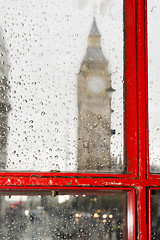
[
  {"left": 103, "top": 219, "right": 107, "bottom": 223},
  {"left": 75, "top": 213, "right": 81, "bottom": 218},
  {"left": 97, "top": 209, "right": 101, "bottom": 213},
  {"left": 93, "top": 213, "right": 100, "bottom": 218},
  {"left": 102, "top": 214, "right": 107, "bottom": 219},
  {"left": 109, "top": 214, "right": 113, "bottom": 218}
]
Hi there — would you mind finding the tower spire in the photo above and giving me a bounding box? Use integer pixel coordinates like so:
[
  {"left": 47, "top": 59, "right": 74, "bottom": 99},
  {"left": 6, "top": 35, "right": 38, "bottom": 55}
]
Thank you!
[
  {"left": 88, "top": 17, "right": 101, "bottom": 48},
  {"left": 89, "top": 17, "right": 101, "bottom": 37},
  {"left": 81, "top": 17, "right": 107, "bottom": 65}
]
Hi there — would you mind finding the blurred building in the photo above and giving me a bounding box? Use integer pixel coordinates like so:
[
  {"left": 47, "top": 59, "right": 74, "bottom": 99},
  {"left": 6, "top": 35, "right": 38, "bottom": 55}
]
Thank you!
[
  {"left": 0, "top": 32, "right": 10, "bottom": 169},
  {"left": 77, "top": 18, "right": 115, "bottom": 171}
]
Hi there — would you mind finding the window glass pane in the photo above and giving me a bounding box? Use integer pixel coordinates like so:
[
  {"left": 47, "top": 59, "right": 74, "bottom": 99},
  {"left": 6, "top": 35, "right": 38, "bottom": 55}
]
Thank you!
[
  {"left": 0, "top": 191, "right": 127, "bottom": 239},
  {"left": 148, "top": 0, "right": 160, "bottom": 173},
  {"left": 0, "top": 0, "right": 123, "bottom": 172},
  {"left": 151, "top": 190, "right": 160, "bottom": 239}
]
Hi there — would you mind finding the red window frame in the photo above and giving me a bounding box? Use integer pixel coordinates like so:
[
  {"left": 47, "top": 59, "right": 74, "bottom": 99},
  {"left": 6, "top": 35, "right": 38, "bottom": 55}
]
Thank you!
[{"left": 0, "top": 0, "right": 158, "bottom": 239}]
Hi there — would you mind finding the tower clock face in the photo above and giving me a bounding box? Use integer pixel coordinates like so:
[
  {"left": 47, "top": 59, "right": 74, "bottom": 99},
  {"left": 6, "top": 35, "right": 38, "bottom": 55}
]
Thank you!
[{"left": 88, "top": 76, "right": 106, "bottom": 94}]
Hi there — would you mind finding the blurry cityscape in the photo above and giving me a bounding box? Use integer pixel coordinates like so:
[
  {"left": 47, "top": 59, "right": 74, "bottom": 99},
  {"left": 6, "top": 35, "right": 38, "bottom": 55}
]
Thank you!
[{"left": 0, "top": 193, "right": 125, "bottom": 240}]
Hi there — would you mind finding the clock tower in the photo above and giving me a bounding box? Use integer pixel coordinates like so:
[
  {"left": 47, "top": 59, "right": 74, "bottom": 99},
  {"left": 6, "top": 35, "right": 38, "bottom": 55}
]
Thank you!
[{"left": 77, "top": 18, "right": 114, "bottom": 172}]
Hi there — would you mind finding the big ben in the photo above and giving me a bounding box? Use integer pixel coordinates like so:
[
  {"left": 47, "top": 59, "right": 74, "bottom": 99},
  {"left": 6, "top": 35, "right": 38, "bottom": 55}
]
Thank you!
[{"left": 77, "top": 18, "right": 114, "bottom": 172}]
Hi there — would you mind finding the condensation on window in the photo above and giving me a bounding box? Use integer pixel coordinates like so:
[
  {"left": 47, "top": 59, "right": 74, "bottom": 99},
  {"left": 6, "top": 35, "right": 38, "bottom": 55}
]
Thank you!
[
  {"left": 0, "top": 192, "right": 126, "bottom": 239},
  {"left": 148, "top": 0, "right": 160, "bottom": 173},
  {"left": 0, "top": 0, "right": 123, "bottom": 172}
]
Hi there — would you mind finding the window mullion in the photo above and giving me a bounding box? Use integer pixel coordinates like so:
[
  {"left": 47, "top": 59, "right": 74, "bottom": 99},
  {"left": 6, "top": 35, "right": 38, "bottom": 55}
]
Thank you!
[{"left": 137, "top": 186, "right": 148, "bottom": 240}]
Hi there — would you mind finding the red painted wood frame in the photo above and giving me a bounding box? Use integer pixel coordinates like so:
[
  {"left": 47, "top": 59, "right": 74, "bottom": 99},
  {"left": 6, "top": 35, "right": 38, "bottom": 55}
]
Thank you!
[{"left": 0, "top": 0, "right": 158, "bottom": 239}]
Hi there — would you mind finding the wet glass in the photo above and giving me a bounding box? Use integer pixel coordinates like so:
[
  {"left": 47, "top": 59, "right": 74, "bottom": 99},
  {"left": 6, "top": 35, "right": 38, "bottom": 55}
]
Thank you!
[
  {"left": 148, "top": 0, "right": 160, "bottom": 173},
  {"left": 0, "top": 192, "right": 127, "bottom": 239},
  {"left": 151, "top": 190, "right": 160, "bottom": 239},
  {"left": 0, "top": 0, "right": 123, "bottom": 172}
]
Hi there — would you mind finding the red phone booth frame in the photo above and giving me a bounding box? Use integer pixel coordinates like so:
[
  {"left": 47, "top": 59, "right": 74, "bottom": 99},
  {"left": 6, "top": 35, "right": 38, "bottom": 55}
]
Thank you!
[{"left": 0, "top": 0, "right": 157, "bottom": 239}]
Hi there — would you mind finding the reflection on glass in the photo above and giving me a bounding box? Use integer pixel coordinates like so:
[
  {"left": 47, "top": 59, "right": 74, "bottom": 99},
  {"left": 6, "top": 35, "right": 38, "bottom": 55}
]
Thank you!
[
  {"left": 0, "top": 0, "right": 123, "bottom": 172},
  {"left": 148, "top": 0, "right": 160, "bottom": 172},
  {"left": 151, "top": 191, "right": 160, "bottom": 239},
  {"left": 0, "top": 192, "right": 126, "bottom": 239}
]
